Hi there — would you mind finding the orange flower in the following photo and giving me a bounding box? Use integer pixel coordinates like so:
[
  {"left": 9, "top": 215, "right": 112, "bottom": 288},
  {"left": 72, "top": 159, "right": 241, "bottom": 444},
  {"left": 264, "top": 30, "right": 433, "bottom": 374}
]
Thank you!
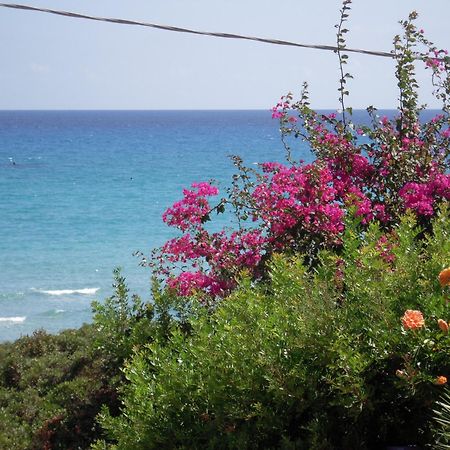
[
  {"left": 435, "top": 376, "right": 447, "bottom": 385},
  {"left": 401, "top": 310, "right": 425, "bottom": 330},
  {"left": 438, "top": 319, "right": 449, "bottom": 333},
  {"left": 439, "top": 268, "right": 450, "bottom": 287}
]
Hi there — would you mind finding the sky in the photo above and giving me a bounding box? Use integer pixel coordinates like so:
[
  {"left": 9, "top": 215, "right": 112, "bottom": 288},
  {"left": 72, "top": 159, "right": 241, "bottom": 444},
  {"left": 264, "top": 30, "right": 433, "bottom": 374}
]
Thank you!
[{"left": 0, "top": 0, "right": 448, "bottom": 110}]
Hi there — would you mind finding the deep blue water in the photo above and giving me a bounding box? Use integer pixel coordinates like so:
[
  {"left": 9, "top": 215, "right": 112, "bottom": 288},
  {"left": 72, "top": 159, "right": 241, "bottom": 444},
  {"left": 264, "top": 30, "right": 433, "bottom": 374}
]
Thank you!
[{"left": 0, "top": 109, "right": 439, "bottom": 342}]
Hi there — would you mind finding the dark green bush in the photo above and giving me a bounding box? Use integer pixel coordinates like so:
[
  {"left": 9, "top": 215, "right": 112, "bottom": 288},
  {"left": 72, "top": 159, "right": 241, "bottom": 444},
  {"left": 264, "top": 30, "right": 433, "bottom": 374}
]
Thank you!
[{"left": 0, "top": 324, "right": 122, "bottom": 449}]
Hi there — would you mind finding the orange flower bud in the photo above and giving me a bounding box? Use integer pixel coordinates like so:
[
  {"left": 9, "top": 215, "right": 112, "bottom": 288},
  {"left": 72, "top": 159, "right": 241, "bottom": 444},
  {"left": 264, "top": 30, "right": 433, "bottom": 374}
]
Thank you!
[
  {"left": 439, "top": 268, "right": 450, "bottom": 288},
  {"left": 438, "top": 319, "right": 449, "bottom": 333},
  {"left": 435, "top": 376, "right": 447, "bottom": 385},
  {"left": 401, "top": 310, "right": 425, "bottom": 330}
]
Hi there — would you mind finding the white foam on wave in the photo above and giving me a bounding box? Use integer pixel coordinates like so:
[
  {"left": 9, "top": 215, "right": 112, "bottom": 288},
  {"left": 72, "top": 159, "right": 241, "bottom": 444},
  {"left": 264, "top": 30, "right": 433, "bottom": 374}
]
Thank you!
[
  {"left": 33, "top": 288, "right": 100, "bottom": 296},
  {"left": 0, "top": 316, "right": 26, "bottom": 323}
]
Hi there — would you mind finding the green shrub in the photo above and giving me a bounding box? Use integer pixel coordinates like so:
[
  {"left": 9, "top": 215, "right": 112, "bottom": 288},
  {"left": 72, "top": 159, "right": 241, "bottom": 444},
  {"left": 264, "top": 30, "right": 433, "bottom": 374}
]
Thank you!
[
  {"left": 0, "top": 325, "right": 121, "bottom": 449},
  {"left": 95, "top": 209, "right": 450, "bottom": 449},
  {"left": 92, "top": 268, "right": 156, "bottom": 367}
]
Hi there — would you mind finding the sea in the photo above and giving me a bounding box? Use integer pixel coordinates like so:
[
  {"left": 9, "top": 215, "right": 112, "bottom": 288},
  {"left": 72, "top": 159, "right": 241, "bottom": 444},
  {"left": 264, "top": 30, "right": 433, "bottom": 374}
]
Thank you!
[{"left": 0, "top": 109, "right": 438, "bottom": 342}]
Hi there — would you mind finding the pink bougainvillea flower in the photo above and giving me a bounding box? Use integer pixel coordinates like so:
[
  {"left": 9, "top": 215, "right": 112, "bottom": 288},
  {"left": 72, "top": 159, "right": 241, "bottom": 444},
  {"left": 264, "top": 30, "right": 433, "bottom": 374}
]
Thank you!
[
  {"left": 271, "top": 106, "right": 283, "bottom": 119},
  {"left": 439, "top": 268, "right": 450, "bottom": 287},
  {"left": 401, "top": 310, "right": 425, "bottom": 330},
  {"left": 435, "top": 376, "right": 447, "bottom": 385},
  {"left": 438, "top": 319, "right": 449, "bottom": 333}
]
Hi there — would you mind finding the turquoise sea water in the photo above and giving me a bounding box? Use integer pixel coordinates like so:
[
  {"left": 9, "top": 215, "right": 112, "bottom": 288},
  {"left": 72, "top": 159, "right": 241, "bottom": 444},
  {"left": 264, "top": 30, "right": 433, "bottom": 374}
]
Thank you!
[{"left": 0, "top": 110, "right": 298, "bottom": 341}]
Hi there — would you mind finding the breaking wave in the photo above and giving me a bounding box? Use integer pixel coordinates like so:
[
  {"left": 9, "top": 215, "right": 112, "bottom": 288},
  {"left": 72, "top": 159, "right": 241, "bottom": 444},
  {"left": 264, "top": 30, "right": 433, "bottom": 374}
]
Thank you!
[{"left": 32, "top": 288, "right": 100, "bottom": 296}]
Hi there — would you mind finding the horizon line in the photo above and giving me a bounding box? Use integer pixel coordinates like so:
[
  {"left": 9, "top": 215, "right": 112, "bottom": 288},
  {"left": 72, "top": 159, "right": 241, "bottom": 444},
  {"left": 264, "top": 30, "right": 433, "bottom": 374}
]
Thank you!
[{"left": 0, "top": 107, "right": 437, "bottom": 112}]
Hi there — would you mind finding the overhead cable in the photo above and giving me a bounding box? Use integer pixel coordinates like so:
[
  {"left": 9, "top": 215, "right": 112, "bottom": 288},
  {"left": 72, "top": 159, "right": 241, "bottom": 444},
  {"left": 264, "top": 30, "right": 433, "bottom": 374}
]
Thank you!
[{"left": 0, "top": 3, "right": 433, "bottom": 61}]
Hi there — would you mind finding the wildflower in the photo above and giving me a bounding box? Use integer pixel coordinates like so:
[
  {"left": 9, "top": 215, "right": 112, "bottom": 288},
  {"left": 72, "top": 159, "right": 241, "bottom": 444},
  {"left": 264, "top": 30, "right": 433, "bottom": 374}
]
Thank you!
[
  {"left": 435, "top": 376, "right": 447, "bottom": 385},
  {"left": 401, "top": 310, "right": 425, "bottom": 330},
  {"left": 438, "top": 319, "right": 449, "bottom": 333},
  {"left": 439, "top": 268, "right": 450, "bottom": 287}
]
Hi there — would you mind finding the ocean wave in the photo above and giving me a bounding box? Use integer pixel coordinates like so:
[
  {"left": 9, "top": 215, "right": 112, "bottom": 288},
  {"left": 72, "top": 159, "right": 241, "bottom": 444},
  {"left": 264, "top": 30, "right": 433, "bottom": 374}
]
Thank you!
[
  {"left": 37, "top": 309, "right": 66, "bottom": 317},
  {"left": 0, "top": 316, "right": 26, "bottom": 323},
  {"left": 32, "top": 288, "right": 100, "bottom": 296}
]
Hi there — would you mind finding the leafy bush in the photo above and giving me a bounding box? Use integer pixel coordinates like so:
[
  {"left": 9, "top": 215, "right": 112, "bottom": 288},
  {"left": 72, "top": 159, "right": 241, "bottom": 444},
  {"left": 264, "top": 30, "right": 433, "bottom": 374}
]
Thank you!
[
  {"left": 92, "top": 268, "right": 155, "bottom": 366},
  {"left": 96, "top": 209, "right": 450, "bottom": 449},
  {"left": 0, "top": 325, "right": 121, "bottom": 449}
]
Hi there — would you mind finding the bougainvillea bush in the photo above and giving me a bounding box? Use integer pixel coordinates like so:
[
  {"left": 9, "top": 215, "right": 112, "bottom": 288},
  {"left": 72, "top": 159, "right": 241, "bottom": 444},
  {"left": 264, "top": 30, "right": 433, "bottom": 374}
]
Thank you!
[
  {"left": 152, "top": 9, "right": 449, "bottom": 302},
  {"left": 93, "top": 4, "right": 450, "bottom": 449}
]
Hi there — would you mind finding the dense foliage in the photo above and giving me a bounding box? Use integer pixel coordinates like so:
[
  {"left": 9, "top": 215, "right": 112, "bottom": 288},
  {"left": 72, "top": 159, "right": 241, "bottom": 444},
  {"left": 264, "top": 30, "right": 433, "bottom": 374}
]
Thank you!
[
  {"left": 0, "top": 325, "right": 119, "bottom": 449},
  {"left": 94, "top": 210, "right": 450, "bottom": 449}
]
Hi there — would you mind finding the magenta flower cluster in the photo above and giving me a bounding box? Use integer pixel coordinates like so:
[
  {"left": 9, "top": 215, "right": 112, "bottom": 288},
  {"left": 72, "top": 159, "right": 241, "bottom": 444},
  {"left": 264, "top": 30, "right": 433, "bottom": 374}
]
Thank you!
[
  {"left": 162, "top": 182, "right": 219, "bottom": 232},
  {"left": 399, "top": 168, "right": 450, "bottom": 216},
  {"left": 252, "top": 162, "right": 344, "bottom": 241},
  {"left": 155, "top": 104, "right": 449, "bottom": 299},
  {"left": 159, "top": 182, "right": 266, "bottom": 297},
  {"left": 154, "top": 24, "right": 450, "bottom": 299}
]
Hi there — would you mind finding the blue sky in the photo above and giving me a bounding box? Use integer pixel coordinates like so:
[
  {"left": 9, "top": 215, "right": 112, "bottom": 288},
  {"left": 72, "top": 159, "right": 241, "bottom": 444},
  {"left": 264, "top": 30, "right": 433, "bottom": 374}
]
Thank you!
[{"left": 0, "top": 0, "right": 448, "bottom": 109}]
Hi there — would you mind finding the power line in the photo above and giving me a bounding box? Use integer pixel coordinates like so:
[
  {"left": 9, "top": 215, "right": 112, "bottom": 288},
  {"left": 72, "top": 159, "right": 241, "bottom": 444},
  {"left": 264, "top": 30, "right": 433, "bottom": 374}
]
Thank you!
[{"left": 0, "top": 3, "right": 402, "bottom": 60}]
